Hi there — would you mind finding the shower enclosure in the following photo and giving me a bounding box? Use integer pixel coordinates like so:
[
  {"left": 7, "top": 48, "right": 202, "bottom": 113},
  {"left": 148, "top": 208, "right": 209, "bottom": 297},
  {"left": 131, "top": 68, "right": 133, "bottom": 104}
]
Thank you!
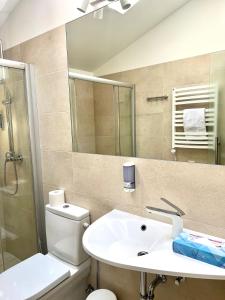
[
  {"left": 0, "top": 59, "right": 44, "bottom": 272},
  {"left": 69, "top": 72, "right": 136, "bottom": 157}
]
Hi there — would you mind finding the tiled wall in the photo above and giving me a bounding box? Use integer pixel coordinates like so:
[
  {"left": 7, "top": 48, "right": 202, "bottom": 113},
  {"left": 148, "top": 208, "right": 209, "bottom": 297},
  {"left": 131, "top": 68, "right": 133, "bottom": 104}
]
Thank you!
[
  {"left": 93, "top": 83, "right": 116, "bottom": 155},
  {"left": 70, "top": 79, "right": 96, "bottom": 153},
  {"left": 70, "top": 80, "right": 133, "bottom": 156},
  {"left": 5, "top": 26, "right": 225, "bottom": 299},
  {"left": 106, "top": 55, "right": 216, "bottom": 164}
]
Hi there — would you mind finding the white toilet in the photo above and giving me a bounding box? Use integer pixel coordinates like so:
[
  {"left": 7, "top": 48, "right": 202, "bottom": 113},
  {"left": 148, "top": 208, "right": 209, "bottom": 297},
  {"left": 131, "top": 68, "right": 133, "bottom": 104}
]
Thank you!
[
  {"left": 0, "top": 203, "right": 91, "bottom": 300},
  {"left": 86, "top": 289, "right": 117, "bottom": 300}
]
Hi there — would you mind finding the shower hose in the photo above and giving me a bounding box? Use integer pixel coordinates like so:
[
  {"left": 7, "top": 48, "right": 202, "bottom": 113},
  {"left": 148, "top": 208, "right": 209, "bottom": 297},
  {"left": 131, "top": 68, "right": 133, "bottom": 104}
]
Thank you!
[{"left": 3, "top": 153, "right": 19, "bottom": 195}]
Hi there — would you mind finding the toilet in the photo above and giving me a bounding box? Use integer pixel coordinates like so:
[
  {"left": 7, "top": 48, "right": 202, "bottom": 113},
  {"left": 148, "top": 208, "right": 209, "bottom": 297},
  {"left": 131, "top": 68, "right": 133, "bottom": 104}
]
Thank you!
[
  {"left": 86, "top": 289, "right": 117, "bottom": 300},
  {"left": 0, "top": 203, "right": 91, "bottom": 300}
]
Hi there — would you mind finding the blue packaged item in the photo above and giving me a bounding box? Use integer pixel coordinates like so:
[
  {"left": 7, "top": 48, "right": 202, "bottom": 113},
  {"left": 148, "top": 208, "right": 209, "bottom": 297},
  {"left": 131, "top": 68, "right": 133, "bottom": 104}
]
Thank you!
[{"left": 173, "top": 232, "right": 225, "bottom": 269}]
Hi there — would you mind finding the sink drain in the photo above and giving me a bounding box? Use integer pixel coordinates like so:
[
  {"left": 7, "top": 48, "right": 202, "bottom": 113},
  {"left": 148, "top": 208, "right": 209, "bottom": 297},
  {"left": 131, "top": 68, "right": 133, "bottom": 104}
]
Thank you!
[
  {"left": 140, "top": 224, "right": 147, "bottom": 231},
  {"left": 137, "top": 251, "right": 149, "bottom": 256}
]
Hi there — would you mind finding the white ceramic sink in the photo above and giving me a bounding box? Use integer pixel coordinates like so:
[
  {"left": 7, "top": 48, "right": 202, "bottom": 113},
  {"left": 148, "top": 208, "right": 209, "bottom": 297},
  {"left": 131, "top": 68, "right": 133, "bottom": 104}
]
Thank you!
[{"left": 83, "top": 209, "right": 225, "bottom": 280}]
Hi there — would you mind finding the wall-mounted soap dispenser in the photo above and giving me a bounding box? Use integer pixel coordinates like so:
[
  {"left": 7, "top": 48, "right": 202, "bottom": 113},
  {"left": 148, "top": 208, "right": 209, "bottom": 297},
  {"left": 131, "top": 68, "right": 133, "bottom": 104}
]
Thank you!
[{"left": 123, "top": 162, "right": 135, "bottom": 192}]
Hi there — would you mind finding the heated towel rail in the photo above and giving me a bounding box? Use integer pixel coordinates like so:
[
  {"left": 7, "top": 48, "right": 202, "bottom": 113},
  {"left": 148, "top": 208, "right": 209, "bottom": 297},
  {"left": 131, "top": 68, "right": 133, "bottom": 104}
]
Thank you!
[{"left": 172, "top": 84, "right": 218, "bottom": 151}]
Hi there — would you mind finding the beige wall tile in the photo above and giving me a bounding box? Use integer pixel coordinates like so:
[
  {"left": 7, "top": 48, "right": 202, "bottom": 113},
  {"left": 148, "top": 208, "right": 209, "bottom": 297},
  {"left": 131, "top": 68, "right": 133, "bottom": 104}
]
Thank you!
[
  {"left": 107, "top": 54, "right": 213, "bottom": 164},
  {"left": 163, "top": 54, "right": 211, "bottom": 90},
  {"left": 71, "top": 152, "right": 225, "bottom": 233},
  {"left": 95, "top": 116, "right": 115, "bottom": 136},
  {"left": 136, "top": 114, "right": 163, "bottom": 137},
  {"left": 42, "top": 151, "right": 73, "bottom": 191},
  {"left": 95, "top": 136, "right": 116, "bottom": 155},
  {"left": 70, "top": 79, "right": 96, "bottom": 153},
  {"left": 36, "top": 70, "right": 70, "bottom": 114},
  {"left": 21, "top": 26, "right": 68, "bottom": 78},
  {"left": 4, "top": 45, "right": 22, "bottom": 61},
  {"left": 74, "top": 80, "right": 95, "bottom": 116},
  {"left": 94, "top": 84, "right": 114, "bottom": 116},
  {"left": 136, "top": 135, "right": 163, "bottom": 159},
  {"left": 77, "top": 115, "right": 96, "bottom": 137},
  {"left": 39, "top": 112, "right": 72, "bottom": 151},
  {"left": 76, "top": 136, "right": 96, "bottom": 154}
]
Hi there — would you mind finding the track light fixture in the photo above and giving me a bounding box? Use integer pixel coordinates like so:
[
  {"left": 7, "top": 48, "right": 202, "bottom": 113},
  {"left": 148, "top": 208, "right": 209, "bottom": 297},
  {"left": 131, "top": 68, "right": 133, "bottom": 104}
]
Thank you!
[
  {"left": 77, "top": 0, "right": 90, "bottom": 13},
  {"left": 119, "top": 0, "right": 131, "bottom": 10},
  {"left": 108, "top": 0, "right": 132, "bottom": 9},
  {"left": 77, "top": 0, "right": 133, "bottom": 14}
]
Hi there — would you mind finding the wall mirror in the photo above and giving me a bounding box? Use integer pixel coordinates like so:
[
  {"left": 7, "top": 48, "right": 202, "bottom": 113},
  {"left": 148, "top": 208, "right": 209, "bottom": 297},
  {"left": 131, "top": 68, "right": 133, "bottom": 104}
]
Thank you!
[{"left": 66, "top": 0, "right": 225, "bottom": 165}]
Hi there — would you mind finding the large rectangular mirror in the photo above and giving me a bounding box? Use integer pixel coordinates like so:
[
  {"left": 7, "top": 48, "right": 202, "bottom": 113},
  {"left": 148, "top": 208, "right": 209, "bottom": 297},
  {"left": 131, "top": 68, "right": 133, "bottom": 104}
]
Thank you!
[{"left": 66, "top": 0, "right": 225, "bottom": 165}]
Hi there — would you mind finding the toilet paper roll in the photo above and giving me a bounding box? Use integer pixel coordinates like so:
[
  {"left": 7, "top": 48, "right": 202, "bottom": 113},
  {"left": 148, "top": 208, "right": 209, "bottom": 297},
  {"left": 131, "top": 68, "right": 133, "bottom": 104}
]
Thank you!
[{"left": 49, "top": 190, "right": 65, "bottom": 206}]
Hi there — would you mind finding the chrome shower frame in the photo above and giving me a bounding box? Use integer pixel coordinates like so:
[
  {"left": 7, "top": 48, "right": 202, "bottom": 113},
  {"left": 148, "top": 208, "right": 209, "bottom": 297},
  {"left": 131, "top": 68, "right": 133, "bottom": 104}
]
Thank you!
[
  {"left": 3, "top": 91, "right": 23, "bottom": 195},
  {"left": 0, "top": 58, "right": 46, "bottom": 253},
  {"left": 69, "top": 71, "right": 136, "bottom": 156}
]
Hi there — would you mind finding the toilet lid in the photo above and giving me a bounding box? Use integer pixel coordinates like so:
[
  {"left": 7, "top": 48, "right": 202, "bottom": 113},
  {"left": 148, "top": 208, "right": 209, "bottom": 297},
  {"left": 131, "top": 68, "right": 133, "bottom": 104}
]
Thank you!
[{"left": 0, "top": 253, "right": 70, "bottom": 300}]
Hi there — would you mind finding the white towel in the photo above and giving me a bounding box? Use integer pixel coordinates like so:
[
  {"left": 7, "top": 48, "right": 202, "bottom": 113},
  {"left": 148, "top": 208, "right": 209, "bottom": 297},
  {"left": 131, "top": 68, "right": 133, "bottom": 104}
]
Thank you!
[{"left": 183, "top": 108, "right": 206, "bottom": 133}]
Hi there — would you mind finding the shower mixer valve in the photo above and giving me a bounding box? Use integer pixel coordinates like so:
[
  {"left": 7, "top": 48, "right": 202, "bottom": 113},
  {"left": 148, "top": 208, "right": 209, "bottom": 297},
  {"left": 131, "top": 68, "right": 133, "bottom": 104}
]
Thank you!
[{"left": 5, "top": 151, "right": 23, "bottom": 162}]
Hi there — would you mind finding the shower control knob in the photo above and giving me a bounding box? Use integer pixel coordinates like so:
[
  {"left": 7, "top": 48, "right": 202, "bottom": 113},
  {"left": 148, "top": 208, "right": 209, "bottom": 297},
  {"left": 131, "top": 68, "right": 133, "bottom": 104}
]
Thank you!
[{"left": 5, "top": 152, "right": 23, "bottom": 162}]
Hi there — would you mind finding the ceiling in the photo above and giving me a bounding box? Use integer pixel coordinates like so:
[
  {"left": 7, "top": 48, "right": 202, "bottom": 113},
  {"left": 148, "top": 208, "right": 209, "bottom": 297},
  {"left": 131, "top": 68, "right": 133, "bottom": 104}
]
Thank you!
[
  {"left": 0, "top": 0, "right": 21, "bottom": 27},
  {"left": 66, "top": 0, "right": 190, "bottom": 72}
]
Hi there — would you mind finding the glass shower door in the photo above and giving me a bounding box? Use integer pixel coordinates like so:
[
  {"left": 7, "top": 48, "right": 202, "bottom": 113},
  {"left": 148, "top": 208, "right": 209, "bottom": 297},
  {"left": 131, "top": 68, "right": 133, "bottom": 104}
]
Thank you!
[
  {"left": 0, "top": 66, "right": 38, "bottom": 271},
  {"left": 117, "top": 86, "right": 134, "bottom": 157}
]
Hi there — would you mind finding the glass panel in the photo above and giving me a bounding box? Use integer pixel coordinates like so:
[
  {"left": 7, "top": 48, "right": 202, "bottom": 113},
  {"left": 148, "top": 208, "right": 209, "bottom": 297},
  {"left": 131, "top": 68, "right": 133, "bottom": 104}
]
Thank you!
[
  {"left": 0, "top": 205, "right": 4, "bottom": 272},
  {"left": 94, "top": 82, "right": 115, "bottom": 155},
  {"left": 210, "top": 51, "right": 225, "bottom": 165},
  {"left": 0, "top": 66, "right": 38, "bottom": 271},
  {"left": 70, "top": 79, "right": 115, "bottom": 155},
  {"left": 69, "top": 77, "right": 134, "bottom": 156},
  {"left": 118, "top": 87, "right": 133, "bottom": 157}
]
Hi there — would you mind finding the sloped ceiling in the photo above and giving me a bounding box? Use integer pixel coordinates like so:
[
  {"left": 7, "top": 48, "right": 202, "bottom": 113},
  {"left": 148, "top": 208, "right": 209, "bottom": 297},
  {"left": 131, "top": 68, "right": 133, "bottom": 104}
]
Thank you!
[
  {"left": 0, "top": 0, "right": 21, "bottom": 27},
  {"left": 66, "top": 0, "right": 190, "bottom": 72}
]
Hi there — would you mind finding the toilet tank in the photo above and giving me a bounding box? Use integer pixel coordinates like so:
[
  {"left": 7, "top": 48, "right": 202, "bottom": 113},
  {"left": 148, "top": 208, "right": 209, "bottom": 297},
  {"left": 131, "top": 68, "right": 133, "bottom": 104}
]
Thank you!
[{"left": 45, "top": 203, "right": 90, "bottom": 266}]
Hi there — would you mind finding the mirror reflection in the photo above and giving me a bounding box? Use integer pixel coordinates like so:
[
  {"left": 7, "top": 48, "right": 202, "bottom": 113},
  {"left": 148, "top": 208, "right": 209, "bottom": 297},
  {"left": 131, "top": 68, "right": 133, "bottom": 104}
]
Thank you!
[
  {"left": 69, "top": 76, "right": 134, "bottom": 156},
  {"left": 66, "top": 0, "right": 225, "bottom": 165}
]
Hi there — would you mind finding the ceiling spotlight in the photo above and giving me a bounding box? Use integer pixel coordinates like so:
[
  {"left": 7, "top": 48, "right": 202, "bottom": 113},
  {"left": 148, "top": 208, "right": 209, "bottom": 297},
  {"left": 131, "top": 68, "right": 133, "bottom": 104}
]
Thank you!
[
  {"left": 120, "top": 0, "right": 131, "bottom": 10},
  {"left": 77, "top": 0, "right": 90, "bottom": 13}
]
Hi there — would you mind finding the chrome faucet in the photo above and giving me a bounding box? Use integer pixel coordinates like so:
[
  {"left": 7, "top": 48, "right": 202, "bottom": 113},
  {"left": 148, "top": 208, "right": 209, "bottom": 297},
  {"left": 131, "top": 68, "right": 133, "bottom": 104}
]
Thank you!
[{"left": 145, "top": 197, "right": 185, "bottom": 239}]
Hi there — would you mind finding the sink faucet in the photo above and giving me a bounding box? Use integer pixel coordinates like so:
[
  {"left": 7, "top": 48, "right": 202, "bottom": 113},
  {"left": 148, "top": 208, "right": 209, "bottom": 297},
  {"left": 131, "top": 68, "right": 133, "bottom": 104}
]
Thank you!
[{"left": 145, "top": 197, "right": 185, "bottom": 239}]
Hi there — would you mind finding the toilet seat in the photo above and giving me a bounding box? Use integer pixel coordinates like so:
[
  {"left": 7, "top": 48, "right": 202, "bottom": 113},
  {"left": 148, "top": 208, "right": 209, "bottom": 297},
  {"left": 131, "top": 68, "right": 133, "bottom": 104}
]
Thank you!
[
  {"left": 86, "top": 289, "right": 117, "bottom": 300},
  {"left": 0, "top": 253, "right": 71, "bottom": 300}
]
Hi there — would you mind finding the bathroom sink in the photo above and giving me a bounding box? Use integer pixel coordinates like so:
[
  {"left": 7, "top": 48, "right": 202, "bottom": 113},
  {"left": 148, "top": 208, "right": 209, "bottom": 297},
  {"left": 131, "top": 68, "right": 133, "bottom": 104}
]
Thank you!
[{"left": 83, "top": 210, "right": 225, "bottom": 280}]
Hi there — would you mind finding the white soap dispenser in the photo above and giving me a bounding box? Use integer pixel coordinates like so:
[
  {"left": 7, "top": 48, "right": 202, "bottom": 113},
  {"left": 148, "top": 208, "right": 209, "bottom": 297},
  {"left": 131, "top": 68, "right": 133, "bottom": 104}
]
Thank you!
[{"left": 123, "top": 162, "right": 135, "bottom": 192}]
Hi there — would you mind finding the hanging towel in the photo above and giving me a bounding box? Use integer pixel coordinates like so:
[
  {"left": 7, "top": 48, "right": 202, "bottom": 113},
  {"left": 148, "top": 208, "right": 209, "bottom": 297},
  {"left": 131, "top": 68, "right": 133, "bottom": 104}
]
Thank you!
[{"left": 183, "top": 108, "right": 206, "bottom": 133}]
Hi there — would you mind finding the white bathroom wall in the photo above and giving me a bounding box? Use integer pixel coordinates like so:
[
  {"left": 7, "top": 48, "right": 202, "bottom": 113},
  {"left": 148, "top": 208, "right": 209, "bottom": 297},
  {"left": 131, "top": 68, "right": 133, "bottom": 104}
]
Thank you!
[
  {"left": 0, "top": 0, "right": 108, "bottom": 50},
  {"left": 95, "top": 0, "right": 225, "bottom": 75},
  {"left": 2, "top": 0, "right": 224, "bottom": 64}
]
